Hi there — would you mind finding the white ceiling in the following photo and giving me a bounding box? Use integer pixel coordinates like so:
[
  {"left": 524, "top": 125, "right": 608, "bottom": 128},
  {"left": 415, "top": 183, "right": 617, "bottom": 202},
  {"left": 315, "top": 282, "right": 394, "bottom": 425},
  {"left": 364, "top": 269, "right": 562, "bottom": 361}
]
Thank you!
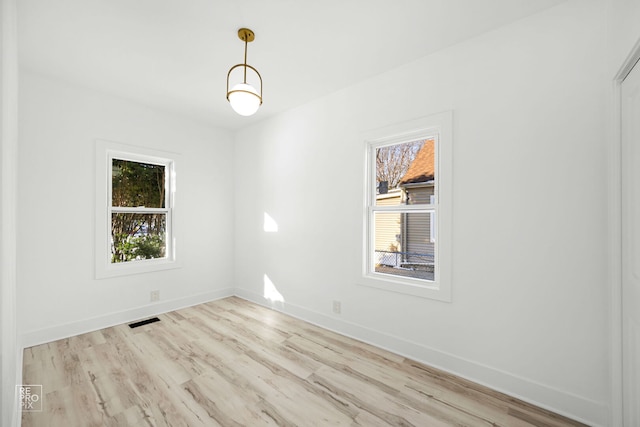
[{"left": 18, "top": 0, "right": 566, "bottom": 131}]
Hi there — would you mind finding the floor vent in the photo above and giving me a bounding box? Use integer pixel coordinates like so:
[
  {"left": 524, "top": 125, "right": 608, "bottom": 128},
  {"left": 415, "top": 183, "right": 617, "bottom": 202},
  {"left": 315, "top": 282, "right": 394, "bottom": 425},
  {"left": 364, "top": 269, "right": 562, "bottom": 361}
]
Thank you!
[{"left": 128, "top": 317, "right": 160, "bottom": 329}]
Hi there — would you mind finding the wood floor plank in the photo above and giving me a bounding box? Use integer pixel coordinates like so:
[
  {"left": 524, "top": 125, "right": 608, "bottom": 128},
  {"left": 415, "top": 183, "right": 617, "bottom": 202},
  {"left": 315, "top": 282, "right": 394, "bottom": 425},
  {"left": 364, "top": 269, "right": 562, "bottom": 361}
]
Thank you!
[
  {"left": 22, "top": 297, "right": 587, "bottom": 427},
  {"left": 290, "top": 331, "right": 513, "bottom": 425}
]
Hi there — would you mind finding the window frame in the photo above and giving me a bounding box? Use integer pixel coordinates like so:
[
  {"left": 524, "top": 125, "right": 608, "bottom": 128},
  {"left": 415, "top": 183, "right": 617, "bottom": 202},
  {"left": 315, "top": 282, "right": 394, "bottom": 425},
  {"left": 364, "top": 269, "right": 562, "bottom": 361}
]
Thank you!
[
  {"left": 361, "top": 112, "right": 452, "bottom": 301},
  {"left": 95, "top": 140, "right": 180, "bottom": 279}
]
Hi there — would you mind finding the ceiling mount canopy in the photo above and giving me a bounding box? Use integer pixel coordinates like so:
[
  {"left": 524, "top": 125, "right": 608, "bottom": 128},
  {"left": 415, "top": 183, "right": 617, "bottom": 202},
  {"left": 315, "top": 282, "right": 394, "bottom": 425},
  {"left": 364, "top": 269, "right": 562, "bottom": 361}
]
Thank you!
[{"left": 226, "top": 28, "right": 263, "bottom": 117}]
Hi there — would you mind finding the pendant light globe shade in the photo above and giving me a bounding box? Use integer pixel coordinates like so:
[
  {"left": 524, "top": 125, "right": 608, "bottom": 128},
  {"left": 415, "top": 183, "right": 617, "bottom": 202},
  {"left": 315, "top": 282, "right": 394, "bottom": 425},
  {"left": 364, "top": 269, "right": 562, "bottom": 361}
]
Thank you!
[{"left": 228, "top": 83, "right": 261, "bottom": 116}]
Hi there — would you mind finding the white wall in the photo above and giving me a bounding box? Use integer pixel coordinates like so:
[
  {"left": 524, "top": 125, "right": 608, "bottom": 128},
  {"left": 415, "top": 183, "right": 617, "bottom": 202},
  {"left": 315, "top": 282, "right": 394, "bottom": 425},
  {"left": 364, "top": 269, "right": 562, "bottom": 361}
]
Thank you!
[
  {"left": 234, "top": 0, "right": 609, "bottom": 425},
  {"left": 18, "top": 71, "right": 235, "bottom": 345}
]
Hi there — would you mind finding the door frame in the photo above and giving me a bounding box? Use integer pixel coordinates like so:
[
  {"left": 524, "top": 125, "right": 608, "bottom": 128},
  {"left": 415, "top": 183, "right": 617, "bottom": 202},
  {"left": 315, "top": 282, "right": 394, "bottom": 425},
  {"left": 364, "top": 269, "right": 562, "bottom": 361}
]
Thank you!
[{"left": 612, "top": 38, "right": 640, "bottom": 427}]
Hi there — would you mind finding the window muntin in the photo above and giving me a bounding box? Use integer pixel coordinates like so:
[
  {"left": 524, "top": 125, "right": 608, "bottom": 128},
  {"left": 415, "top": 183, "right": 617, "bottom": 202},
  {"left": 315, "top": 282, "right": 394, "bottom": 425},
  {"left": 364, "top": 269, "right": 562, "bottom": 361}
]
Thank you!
[{"left": 369, "top": 137, "right": 438, "bottom": 284}]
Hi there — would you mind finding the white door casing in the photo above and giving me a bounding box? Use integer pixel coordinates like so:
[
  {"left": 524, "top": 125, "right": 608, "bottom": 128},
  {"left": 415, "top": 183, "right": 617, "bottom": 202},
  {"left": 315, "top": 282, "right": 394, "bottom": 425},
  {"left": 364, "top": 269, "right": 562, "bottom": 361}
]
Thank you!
[{"left": 621, "top": 58, "right": 640, "bottom": 426}]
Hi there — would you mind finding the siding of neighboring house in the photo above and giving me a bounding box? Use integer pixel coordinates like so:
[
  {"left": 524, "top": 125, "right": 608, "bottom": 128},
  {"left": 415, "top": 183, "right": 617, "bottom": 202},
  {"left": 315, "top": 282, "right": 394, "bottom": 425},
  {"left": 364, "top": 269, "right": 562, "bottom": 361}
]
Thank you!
[
  {"left": 404, "top": 184, "right": 434, "bottom": 205},
  {"left": 403, "top": 212, "right": 433, "bottom": 262},
  {"left": 375, "top": 190, "right": 402, "bottom": 266},
  {"left": 376, "top": 189, "right": 402, "bottom": 207},
  {"left": 402, "top": 185, "right": 435, "bottom": 264}
]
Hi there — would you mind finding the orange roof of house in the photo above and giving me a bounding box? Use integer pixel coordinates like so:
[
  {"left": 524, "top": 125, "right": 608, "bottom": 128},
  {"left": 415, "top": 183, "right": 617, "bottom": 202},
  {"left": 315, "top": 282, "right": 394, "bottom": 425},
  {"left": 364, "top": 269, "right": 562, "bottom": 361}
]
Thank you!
[{"left": 400, "top": 139, "right": 435, "bottom": 185}]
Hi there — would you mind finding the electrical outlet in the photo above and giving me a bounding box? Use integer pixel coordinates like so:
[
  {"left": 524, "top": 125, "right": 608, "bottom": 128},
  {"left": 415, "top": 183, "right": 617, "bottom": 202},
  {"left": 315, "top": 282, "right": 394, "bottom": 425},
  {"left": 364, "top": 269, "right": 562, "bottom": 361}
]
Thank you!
[
  {"left": 150, "top": 290, "right": 160, "bottom": 302},
  {"left": 332, "top": 300, "right": 341, "bottom": 314}
]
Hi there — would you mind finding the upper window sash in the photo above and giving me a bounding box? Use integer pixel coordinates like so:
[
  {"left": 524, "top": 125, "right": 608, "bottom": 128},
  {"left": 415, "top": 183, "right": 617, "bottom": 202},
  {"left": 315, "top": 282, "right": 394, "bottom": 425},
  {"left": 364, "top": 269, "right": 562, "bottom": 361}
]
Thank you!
[
  {"left": 368, "top": 134, "right": 440, "bottom": 206},
  {"left": 107, "top": 151, "right": 173, "bottom": 209}
]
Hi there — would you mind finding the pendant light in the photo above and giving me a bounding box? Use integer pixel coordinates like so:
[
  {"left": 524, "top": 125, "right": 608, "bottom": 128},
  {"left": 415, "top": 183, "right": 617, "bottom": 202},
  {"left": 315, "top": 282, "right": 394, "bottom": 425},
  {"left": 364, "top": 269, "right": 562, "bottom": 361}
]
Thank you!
[{"left": 226, "top": 28, "right": 262, "bottom": 116}]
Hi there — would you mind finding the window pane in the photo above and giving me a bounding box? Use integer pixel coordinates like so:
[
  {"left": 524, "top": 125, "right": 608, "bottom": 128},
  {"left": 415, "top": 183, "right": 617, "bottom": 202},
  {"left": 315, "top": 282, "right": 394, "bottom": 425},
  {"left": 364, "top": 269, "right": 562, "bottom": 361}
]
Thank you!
[
  {"left": 111, "top": 213, "right": 166, "bottom": 263},
  {"left": 375, "top": 139, "right": 435, "bottom": 206},
  {"left": 373, "top": 211, "right": 435, "bottom": 281},
  {"left": 112, "top": 159, "right": 166, "bottom": 208}
]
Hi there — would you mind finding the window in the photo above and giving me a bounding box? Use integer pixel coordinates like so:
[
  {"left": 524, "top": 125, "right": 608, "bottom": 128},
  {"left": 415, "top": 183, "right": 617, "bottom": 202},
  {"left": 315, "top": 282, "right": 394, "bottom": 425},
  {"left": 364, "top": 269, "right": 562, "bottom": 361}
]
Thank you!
[
  {"left": 95, "top": 140, "right": 179, "bottom": 278},
  {"left": 363, "top": 112, "right": 452, "bottom": 301}
]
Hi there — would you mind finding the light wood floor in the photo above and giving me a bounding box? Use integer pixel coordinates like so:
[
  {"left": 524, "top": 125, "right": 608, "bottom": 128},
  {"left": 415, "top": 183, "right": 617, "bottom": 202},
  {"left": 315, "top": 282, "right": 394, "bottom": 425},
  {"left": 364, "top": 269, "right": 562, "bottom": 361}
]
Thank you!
[{"left": 22, "top": 297, "right": 586, "bottom": 426}]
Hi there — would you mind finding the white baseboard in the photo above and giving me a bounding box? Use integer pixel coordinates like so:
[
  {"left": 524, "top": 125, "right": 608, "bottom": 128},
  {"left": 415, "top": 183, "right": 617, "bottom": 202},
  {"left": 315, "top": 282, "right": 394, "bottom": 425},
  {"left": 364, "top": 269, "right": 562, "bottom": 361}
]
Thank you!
[
  {"left": 20, "top": 287, "right": 234, "bottom": 348},
  {"left": 234, "top": 288, "right": 609, "bottom": 427}
]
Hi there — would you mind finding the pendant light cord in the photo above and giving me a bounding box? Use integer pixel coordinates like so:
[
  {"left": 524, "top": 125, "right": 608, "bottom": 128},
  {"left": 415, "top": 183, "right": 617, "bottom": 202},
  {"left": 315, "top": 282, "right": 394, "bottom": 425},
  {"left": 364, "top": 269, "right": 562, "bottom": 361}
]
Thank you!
[{"left": 243, "top": 37, "right": 248, "bottom": 84}]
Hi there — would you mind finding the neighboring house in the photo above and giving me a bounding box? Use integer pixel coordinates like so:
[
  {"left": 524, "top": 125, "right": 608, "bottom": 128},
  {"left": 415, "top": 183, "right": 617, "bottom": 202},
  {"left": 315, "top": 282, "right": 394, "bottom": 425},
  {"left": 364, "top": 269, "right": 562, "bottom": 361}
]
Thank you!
[
  {"left": 375, "top": 139, "right": 435, "bottom": 270},
  {"left": 374, "top": 189, "right": 402, "bottom": 266}
]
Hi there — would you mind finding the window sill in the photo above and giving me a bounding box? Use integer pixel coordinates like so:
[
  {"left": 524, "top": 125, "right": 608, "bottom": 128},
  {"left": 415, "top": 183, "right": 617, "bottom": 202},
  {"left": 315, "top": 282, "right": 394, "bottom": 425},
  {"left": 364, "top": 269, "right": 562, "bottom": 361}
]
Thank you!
[
  {"left": 96, "top": 258, "right": 181, "bottom": 279},
  {"left": 358, "top": 272, "right": 451, "bottom": 302}
]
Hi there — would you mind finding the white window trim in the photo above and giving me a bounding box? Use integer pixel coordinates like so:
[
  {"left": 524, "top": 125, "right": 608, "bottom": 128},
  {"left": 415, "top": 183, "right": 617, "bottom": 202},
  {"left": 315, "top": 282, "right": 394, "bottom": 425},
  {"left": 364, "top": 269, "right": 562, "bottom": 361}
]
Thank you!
[
  {"left": 360, "top": 112, "right": 452, "bottom": 302},
  {"left": 95, "top": 139, "right": 181, "bottom": 279}
]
